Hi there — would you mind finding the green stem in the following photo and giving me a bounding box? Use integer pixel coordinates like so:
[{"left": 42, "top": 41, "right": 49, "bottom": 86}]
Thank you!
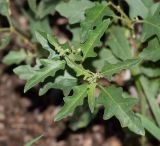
[
  {"left": 108, "top": 1, "right": 133, "bottom": 29},
  {"left": 131, "top": 67, "right": 146, "bottom": 146},
  {"left": 0, "top": 27, "right": 10, "bottom": 32}
]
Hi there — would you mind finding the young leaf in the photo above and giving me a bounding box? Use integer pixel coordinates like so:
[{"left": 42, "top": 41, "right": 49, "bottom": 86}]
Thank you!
[
  {"left": 98, "top": 85, "right": 145, "bottom": 135},
  {"left": 24, "top": 59, "right": 65, "bottom": 92},
  {"left": 101, "top": 59, "right": 141, "bottom": 79},
  {"left": 56, "top": 0, "right": 94, "bottom": 24},
  {"left": 141, "top": 3, "right": 160, "bottom": 42},
  {"left": 139, "top": 76, "right": 160, "bottom": 127},
  {"left": 81, "top": 19, "right": 110, "bottom": 61},
  {"left": 39, "top": 71, "right": 77, "bottom": 96},
  {"left": 24, "top": 135, "right": 43, "bottom": 146},
  {"left": 54, "top": 84, "right": 88, "bottom": 121},
  {"left": 3, "top": 49, "right": 27, "bottom": 65},
  {"left": 140, "top": 37, "right": 160, "bottom": 62},
  {"left": 138, "top": 114, "right": 160, "bottom": 140},
  {"left": 87, "top": 83, "right": 97, "bottom": 113},
  {"left": 81, "top": 4, "right": 114, "bottom": 42},
  {"left": 107, "top": 26, "right": 132, "bottom": 60}
]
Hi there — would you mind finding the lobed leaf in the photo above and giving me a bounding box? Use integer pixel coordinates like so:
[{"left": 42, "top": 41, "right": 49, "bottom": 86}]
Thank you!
[
  {"left": 39, "top": 71, "right": 77, "bottom": 96},
  {"left": 56, "top": 0, "right": 94, "bottom": 24},
  {"left": 127, "top": 0, "right": 153, "bottom": 19},
  {"left": 54, "top": 84, "right": 88, "bottom": 121},
  {"left": 35, "top": 31, "right": 57, "bottom": 59},
  {"left": 101, "top": 59, "right": 141, "bottom": 80},
  {"left": 81, "top": 19, "right": 110, "bottom": 61},
  {"left": 81, "top": 3, "right": 114, "bottom": 42},
  {"left": 24, "top": 59, "right": 65, "bottom": 92},
  {"left": 98, "top": 86, "right": 145, "bottom": 135},
  {"left": 140, "top": 37, "right": 160, "bottom": 62},
  {"left": 141, "top": 3, "right": 160, "bottom": 42}
]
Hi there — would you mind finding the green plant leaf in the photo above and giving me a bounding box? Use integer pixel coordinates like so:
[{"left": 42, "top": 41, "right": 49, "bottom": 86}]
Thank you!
[
  {"left": 36, "top": 0, "right": 60, "bottom": 19},
  {"left": 127, "top": 0, "right": 153, "bottom": 19},
  {"left": 81, "top": 19, "right": 110, "bottom": 61},
  {"left": 56, "top": 0, "right": 94, "bottom": 24},
  {"left": 69, "top": 107, "right": 93, "bottom": 131},
  {"left": 101, "top": 59, "right": 141, "bottom": 79},
  {"left": 24, "top": 59, "right": 65, "bottom": 92},
  {"left": 27, "top": 0, "right": 37, "bottom": 14},
  {"left": 140, "top": 37, "right": 160, "bottom": 62},
  {"left": 0, "top": 34, "right": 10, "bottom": 50},
  {"left": 13, "top": 65, "right": 36, "bottom": 80},
  {"left": 81, "top": 4, "right": 114, "bottom": 42},
  {"left": 24, "top": 135, "right": 43, "bottom": 146},
  {"left": 107, "top": 26, "right": 132, "bottom": 60},
  {"left": 22, "top": 10, "right": 51, "bottom": 42},
  {"left": 93, "top": 48, "right": 119, "bottom": 71},
  {"left": 87, "top": 83, "right": 96, "bottom": 113},
  {"left": 140, "top": 67, "right": 160, "bottom": 78},
  {"left": 39, "top": 71, "right": 77, "bottom": 96},
  {"left": 98, "top": 85, "right": 145, "bottom": 135},
  {"left": 139, "top": 76, "right": 160, "bottom": 127},
  {"left": 2, "top": 49, "right": 27, "bottom": 65},
  {"left": 0, "top": 0, "right": 8, "bottom": 17},
  {"left": 141, "top": 3, "right": 160, "bottom": 42},
  {"left": 54, "top": 84, "right": 88, "bottom": 121},
  {"left": 35, "top": 31, "right": 57, "bottom": 59},
  {"left": 65, "top": 57, "right": 90, "bottom": 79},
  {"left": 137, "top": 114, "right": 160, "bottom": 140}
]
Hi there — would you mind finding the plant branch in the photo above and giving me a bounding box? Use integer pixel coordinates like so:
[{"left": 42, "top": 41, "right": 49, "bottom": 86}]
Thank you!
[{"left": 108, "top": 1, "right": 133, "bottom": 29}]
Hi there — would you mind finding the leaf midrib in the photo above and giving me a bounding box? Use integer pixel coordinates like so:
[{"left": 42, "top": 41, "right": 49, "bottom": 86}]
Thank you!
[{"left": 100, "top": 86, "right": 139, "bottom": 129}]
